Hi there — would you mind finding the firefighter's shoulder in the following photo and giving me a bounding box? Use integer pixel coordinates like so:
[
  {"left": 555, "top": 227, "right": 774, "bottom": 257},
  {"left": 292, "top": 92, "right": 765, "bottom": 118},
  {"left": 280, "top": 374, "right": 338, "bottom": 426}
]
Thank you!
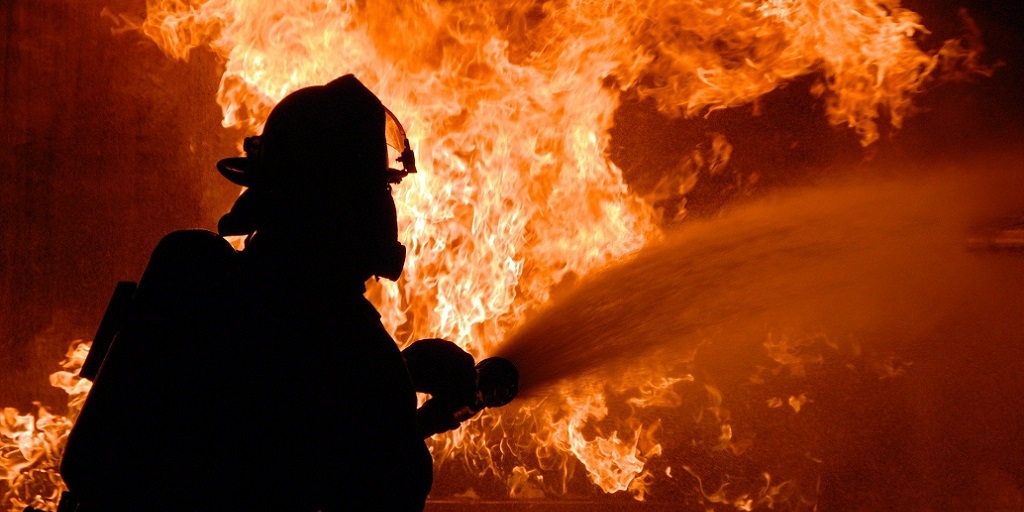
[
  {"left": 139, "top": 229, "right": 238, "bottom": 290},
  {"left": 151, "top": 228, "right": 236, "bottom": 260}
]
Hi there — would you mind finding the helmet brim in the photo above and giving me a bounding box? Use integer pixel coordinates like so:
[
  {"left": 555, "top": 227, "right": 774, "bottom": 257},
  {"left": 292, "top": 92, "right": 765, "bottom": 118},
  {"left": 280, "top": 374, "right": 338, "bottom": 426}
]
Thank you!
[{"left": 216, "top": 157, "right": 256, "bottom": 187}]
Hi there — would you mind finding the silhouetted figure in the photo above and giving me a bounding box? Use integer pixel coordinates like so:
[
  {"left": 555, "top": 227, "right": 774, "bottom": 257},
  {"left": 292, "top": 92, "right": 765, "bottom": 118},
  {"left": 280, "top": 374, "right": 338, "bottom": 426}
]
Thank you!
[{"left": 59, "top": 75, "right": 432, "bottom": 511}]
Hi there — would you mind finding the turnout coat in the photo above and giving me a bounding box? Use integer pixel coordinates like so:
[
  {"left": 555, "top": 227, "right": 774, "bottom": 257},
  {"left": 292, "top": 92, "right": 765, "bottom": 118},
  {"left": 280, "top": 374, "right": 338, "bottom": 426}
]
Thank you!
[{"left": 61, "top": 229, "right": 432, "bottom": 511}]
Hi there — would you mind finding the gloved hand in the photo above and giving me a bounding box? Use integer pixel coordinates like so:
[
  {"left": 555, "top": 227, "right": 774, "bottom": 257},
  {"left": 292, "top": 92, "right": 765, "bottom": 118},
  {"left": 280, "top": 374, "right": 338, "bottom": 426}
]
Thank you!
[
  {"left": 402, "top": 338, "right": 476, "bottom": 402},
  {"left": 402, "top": 338, "right": 479, "bottom": 438},
  {"left": 402, "top": 339, "right": 519, "bottom": 438}
]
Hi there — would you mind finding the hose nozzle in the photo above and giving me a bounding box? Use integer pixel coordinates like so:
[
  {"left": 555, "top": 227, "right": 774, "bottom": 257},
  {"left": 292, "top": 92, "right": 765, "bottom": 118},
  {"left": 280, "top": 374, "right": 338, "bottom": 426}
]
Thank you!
[{"left": 475, "top": 357, "right": 519, "bottom": 409}]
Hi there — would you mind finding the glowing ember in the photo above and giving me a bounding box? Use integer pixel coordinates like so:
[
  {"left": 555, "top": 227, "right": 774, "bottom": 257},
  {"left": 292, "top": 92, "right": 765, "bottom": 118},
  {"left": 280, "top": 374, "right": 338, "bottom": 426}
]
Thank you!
[{"left": 1, "top": 0, "right": 994, "bottom": 510}]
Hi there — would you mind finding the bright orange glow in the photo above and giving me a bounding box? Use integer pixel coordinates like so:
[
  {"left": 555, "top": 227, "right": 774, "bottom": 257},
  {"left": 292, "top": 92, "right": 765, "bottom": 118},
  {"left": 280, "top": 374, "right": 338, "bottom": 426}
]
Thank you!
[
  {"left": 1, "top": 1, "right": 990, "bottom": 510},
  {"left": 131, "top": 0, "right": 969, "bottom": 496}
]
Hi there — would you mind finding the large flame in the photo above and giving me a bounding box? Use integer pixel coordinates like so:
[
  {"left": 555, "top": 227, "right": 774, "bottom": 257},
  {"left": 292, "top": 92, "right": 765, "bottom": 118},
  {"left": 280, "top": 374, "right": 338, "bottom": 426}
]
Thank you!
[{"left": 2, "top": 0, "right": 989, "bottom": 510}]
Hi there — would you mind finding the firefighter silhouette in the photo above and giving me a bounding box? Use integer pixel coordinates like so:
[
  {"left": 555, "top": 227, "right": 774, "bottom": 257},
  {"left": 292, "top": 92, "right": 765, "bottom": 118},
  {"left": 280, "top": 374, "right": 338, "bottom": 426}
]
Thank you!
[{"left": 59, "top": 74, "right": 435, "bottom": 511}]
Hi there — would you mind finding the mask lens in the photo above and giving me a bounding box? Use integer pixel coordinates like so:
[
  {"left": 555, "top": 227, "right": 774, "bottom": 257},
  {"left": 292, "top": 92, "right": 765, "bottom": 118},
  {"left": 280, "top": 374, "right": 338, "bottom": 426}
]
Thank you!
[
  {"left": 383, "top": 106, "right": 416, "bottom": 183},
  {"left": 384, "top": 108, "right": 408, "bottom": 168}
]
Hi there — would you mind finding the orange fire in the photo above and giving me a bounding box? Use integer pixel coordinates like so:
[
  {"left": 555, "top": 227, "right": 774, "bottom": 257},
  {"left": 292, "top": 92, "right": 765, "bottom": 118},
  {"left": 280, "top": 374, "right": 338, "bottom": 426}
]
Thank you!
[{"left": 1, "top": 1, "right": 989, "bottom": 510}]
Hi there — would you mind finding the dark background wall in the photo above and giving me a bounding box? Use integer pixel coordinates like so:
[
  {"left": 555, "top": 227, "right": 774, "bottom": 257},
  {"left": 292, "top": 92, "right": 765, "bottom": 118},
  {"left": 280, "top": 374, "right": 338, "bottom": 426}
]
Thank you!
[
  {"left": 1, "top": 0, "right": 239, "bottom": 409},
  {"left": 0, "top": 0, "right": 1020, "bottom": 414}
]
